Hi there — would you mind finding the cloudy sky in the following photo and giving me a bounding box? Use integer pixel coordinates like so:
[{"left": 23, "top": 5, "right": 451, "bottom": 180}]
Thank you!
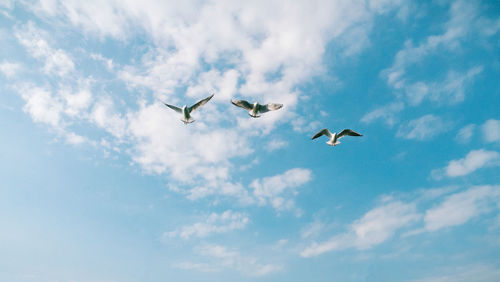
[{"left": 1, "top": 0, "right": 500, "bottom": 281}]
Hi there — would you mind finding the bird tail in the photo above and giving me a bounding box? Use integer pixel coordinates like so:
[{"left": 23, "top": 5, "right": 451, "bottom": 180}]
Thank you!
[{"left": 182, "top": 118, "right": 195, "bottom": 124}]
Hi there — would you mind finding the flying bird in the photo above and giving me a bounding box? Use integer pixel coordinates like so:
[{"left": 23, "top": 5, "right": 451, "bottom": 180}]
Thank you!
[
  {"left": 163, "top": 94, "right": 214, "bottom": 124},
  {"left": 231, "top": 99, "right": 283, "bottom": 118},
  {"left": 312, "top": 128, "right": 362, "bottom": 146}
]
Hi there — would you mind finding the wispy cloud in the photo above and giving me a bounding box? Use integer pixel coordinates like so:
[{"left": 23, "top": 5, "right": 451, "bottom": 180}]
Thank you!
[
  {"left": 164, "top": 210, "right": 249, "bottom": 240},
  {"left": 431, "top": 149, "right": 500, "bottom": 179},
  {"left": 17, "top": 83, "right": 96, "bottom": 146},
  {"left": 382, "top": 1, "right": 487, "bottom": 90},
  {"left": 482, "top": 119, "right": 500, "bottom": 143},
  {"left": 376, "top": 0, "right": 496, "bottom": 130},
  {"left": 361, "top": 101, "right": 404, "bottom": 127},
  {"left": 7, "top": 2, "right": 408, "bottom": 207},
  {"left": 424, "top": 185, "right": 500, "bottom": 232},
  {"left": 20, "top": 86, "right": 65, "bottom": 130},
  {"left": 0, "top": 61, "right": 22, "bottom": 78},
  {"left": 7, "top": 7, "right": 337, "bottom": 207},
  {"left": 265, "top": 138, "right": 288, "bottom": 152},
  {"left": 65, "top": 132, "right": 88, "bottom": 145},
  {"left": 301, "top": 200, "right": 420, "bottom": 257},
  {"left": 15, "top": 22, "right": 74, "bottom": 77},
  {"left": 301, "top": 220, "right": 327, "bottom": 239},
  {"left": 174, "top": 244, "right": 283, "bottom": 277},
  {"left": 455, "top": 124, "right": 476, "bottom": 144},
  {"left": 250, "top": 168, "right": 312, "bottom": 212},
  {"left": 90, "top": 96, "right": 127, "bottom": 139},
  {"left": 396, "top": 114, "right": 450, "bottom": 141},
  {"left": 90, "top": 53, "right": 114, "bottom": 71},
  {"left": 302, "top": 185, "right": 500, "bottom": 257},
  {"left": 452, "top": 119, "right": 500, "bottom": 145},
  {"left": 404, "top": 66, "right": 483, "bottom": 106}
]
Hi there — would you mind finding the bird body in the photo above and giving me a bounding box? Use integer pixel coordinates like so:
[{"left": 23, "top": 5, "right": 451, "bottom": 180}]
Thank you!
[
  {"left": 163, "top": 94, "right": 214, "bottom": 124},
  {"left": 231, "top": 99, "right": 283, "bottom": 118},
  {"left": 312, "top": 128, "right": 362, "bottom": 146},
  {"left": 180, "top": 105, "right": 194, "bottom": 124}
]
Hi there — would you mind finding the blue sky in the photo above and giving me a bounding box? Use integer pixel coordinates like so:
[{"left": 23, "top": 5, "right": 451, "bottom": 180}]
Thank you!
[{"left": 1, "top": 0, "right": 500, "bottom": 281}]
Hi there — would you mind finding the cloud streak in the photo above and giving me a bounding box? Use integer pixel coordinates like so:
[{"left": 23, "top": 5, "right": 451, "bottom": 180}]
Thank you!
[
  {"left": 396, "top": 114, "right": 450, "bottom": 141},
  {"left": 164, "top": 210, "right": 249, "bottom": 240},
  {"left": 302, "top": 185, "right": 500, "bottom": 257},
  {"left": 432, "top": 149, "right": 500, "bottom": 179},
  {"left": 301, "top": 200, "right": 420, "bottom": 257},
  {"left": 424, "top": 186, "right": 500, "bottom": 231},
  {"left": 250, "top": 168, "right": 312, "bottom": 212},
  {"left": 15, "top": 22, "right": 74, "bottom": 77},
  {"left": 174, "top": 244, "right": 283, "bottom": 277}
]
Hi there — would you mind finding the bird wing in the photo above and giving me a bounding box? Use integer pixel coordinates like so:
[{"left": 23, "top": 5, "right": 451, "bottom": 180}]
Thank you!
[
  {"left": 258, "top": 103, "right": 283, "bottom": 113},
  {"left": 231, "top": 99, "right": 253, "bottom": 110},
  {"left": 312, "top": 128, "right": 332, "bottom": 140},
  {"left": 188, "top": 94, "right": 214, "bottom": 113},
  {"left": 163, "top": 102, "right": 182, "bottom": 113},
  {"left": 337, "top": 129, "right": 363, "bottom": 139}
]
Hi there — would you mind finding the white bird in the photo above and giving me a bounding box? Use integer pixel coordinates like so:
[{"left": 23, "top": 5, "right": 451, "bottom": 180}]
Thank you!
[
  {"left": 231, "top": 99, "right": 283, "bottom": 118},
  {"left": 312, "top": 128, "right": 362, "bottom": 146},
  {"left": 163, "top": 94, "right": 214, "bottom": 124}
]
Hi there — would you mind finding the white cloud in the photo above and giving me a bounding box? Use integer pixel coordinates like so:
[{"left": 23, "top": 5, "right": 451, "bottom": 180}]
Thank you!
[
  {"left": 265, "top": 138, "right": 288, "bottom": 151},
  {"left": 404, "top": 66, "right": 483, "bottom": 106},
  {"left": 445, "top": 149, "right": 500, "bottom": 177},
  {"left": 16, "top": 80, "right": 96, "bottom": 144},
  {"left": 90, "top": 53, "right": 114, "bottom": 71},
  {"left": 59, "top": 81, "right": 93, "bottom": 117},
  {"left": 10, "top": 2, "right": 409, "bottom": 206},
  {"left": 173, "top": 261, "right": 219, "bottom": 273},
  {"left": 424, "top": 185, "right": 500, "bottom": 232},
  {"left": 17, "top": 84, "right": 98, "bottom": 147},
  {"left": 397, "top": 114, "right": 450, "bottom": 141},
  {"left": 302, "top": 184, "right": 500, "bottom": 257},
  {"left": 186, "top": 69, "right": 239, "bottom": 102},
  {"left": 20, "top": 86, "right": 64, "bottom": 130},
  {"left": 186, "top": 181, "right": 254, "bottom": 205},
  {"left": 65, "top": 132, "right": 87, "bottom": 145},
  {"left": 455, "top": 124, "right": 476, "bottom": 144},
  {"left": 0, "top": 0, "right": 13, "bottom": 9},
  {"left": 361, "top": 101, "right": 404, "bottom": 127},
  {"left": 351, "top": 201, "right": 420, "bottom": 249},
  {"left": 383, "top": 1, "right": 484, "bottom": 90},
  {"left": 250, "top": 168, "right": 312, "bottom": 212},
  {"left": 415, "top": 186, "right": 460, "bottom": 202},
  {"left": 0, "top": 61, "right": 21, "bottom": 78},
  {"left": 301, "top": 220, "right": 326, "bottom": 239},
  {"left": 482, "top": 119, "right": 500, "bottom": 143},
  {"left": 124, "top": 102, "right": 262, "bottom": 205},
  {"left": 127, "top": 102, "right": 252, "bottom": 183},
  {"left": 15, "top": 22, "right": 74, "bottom": 76},
  {"left": 432, "top": 149, "right": 500, "bottom": 179},
  {"left": 378, "top": 0, "right": 496, "bottom": 127},
  {"left": 164, "top": 210, "right": 249, "bottom": 240},
  {"left": 91, "top": 96, "right": 127, "bottom": 139},
  {"left": 174, "top": 244, "right": 283, "bottom": 277},
  {"left": 291, "top": 116, "right": 321, "bottom": 134},
  {"left": 25, "top": 0, "right": 405, "bottom": 131},
  {"left": 301, "top": 201, "right": 420, "bottom": 257}
]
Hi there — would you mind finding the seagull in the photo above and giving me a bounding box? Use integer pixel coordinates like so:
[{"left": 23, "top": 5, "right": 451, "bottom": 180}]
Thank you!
[
  {"left": 162, "top": 94, "right": 214, "bottom": 124},
  {"left": 231, "top": 99, "right": 283, "bottom": 118},
  {"left": 312, "top": 128, "right": 362, "bottom": 146}
]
